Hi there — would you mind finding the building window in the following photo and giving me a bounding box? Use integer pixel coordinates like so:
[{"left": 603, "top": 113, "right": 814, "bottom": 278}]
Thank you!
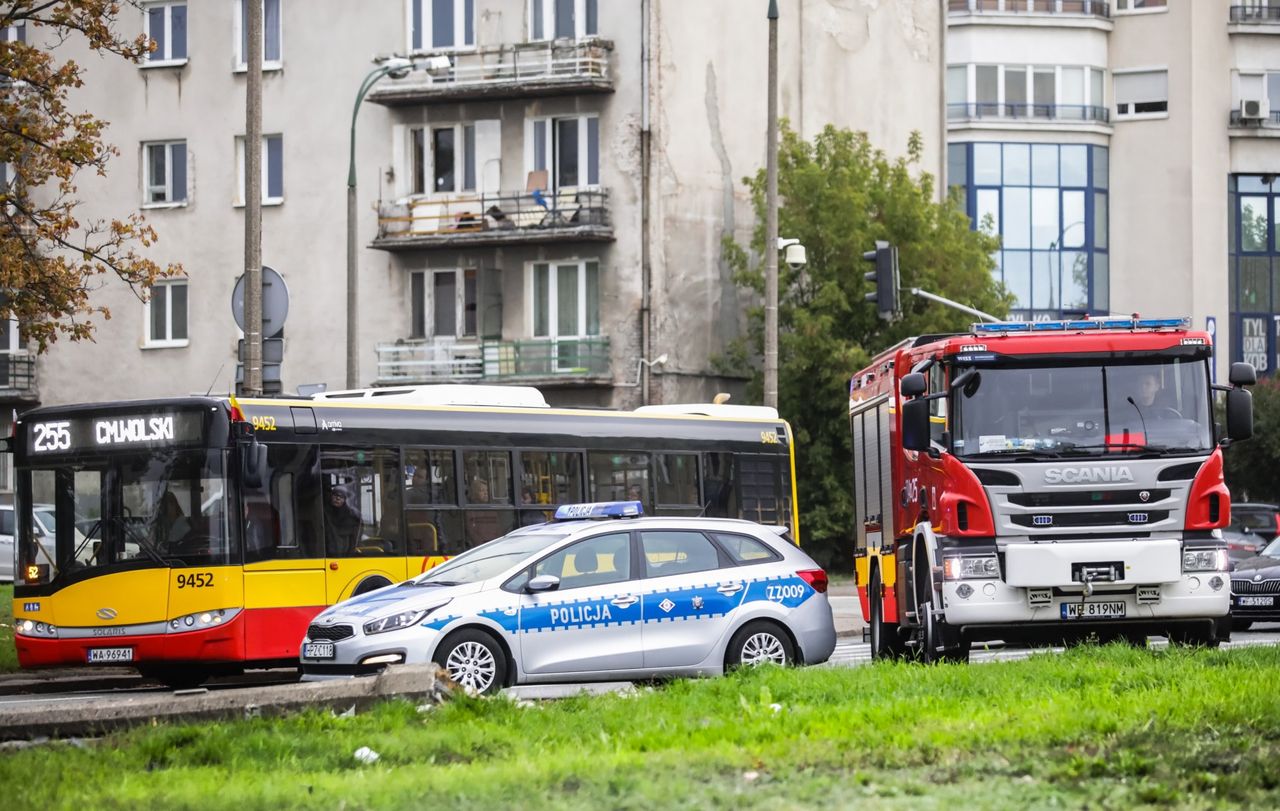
[
  {"left": 530, "top": 260, "right": 599, "bottom": 341},
  {"left": 405, "top": 120, "right": 499, "bottom": 198},
  {"left": 235, "top": 0, "right": 282, "bottom": 70},
  {"left": 1114, "top": 0, "right": 1166, "bottom": 12},
  {"left": 947, "top": 63, "right": 1107, "bottom": 121},
  {"left": 142, "top": 141, "right": 187, "bottom": 205},
  {"left": 527, "top": 116, "right": 599, "bottom": 190},
  {"left": 1229, "top": 175, "right": 1280, "bottom": 375},
  {"left": 235, "top": 134, "right": 284, "bottom": 205},
  {"left": 412, "top": 267, "right": 501, "bottom": 339},
  {"left": 529, "top": 0, "right": 598, "bottom": 41},
  {"left": 3, "top": 22, "right": 25, "bottom": 42},
  {"left": 951, "top": 142, "right": 1109, "bottom": 320},
  {"left": 145, "top": 280, "right": 189, "bottom": 347},
  {"left": 411, "top": 0, "right": 474, "bottom": 51},
  {"left": 1234, "top": 72, "right": 1280, "bottom": 122},
  {"left": 1115, "top": 69, "right": 1168, "bottom": 116},
  {"left": 144, "top": 2, "right": 187, "bottom": 64}
]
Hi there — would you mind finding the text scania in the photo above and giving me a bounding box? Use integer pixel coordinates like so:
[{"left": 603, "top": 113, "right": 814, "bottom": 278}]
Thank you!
[
  {"left": 95, "top": 416, "right": 175, "bottom": 446},
  {"left": 549, "top": 603, "right": 612, "bottom": 626},
  {"left": 1043, "top": 466, "right": 1135, "bottom": 485}
]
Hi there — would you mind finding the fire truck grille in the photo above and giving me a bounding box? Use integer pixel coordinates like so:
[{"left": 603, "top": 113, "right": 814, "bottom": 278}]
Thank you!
[
  {"left": 1010, "top": 510, "right": 1171, "bottom": 529},
  {"left": 1231, "top": 579, "right": 1280, "bottom": 595},
  {"left": 1007, "top": 489, "right": 1171, "bottom": 508},
  {"left": 306, "top": 624, "right": 355, "bottom": 641}
]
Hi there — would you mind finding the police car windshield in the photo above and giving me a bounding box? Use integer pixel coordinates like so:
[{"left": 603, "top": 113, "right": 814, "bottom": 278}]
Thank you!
[{"left": 415, "top": 530, "right": 569, "bottom": 585}]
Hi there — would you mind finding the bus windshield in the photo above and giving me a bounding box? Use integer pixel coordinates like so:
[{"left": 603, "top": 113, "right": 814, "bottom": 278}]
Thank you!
[
  {"left": 18, "top": 449, "right": 232, "bottom": 584},
  {"left": 952, "top": 359, "right": 1213, "bottom": 459}
]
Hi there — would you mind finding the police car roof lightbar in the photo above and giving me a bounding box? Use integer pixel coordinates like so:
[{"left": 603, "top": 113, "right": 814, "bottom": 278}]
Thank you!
[
  {"left": 971, "top": 317, "right": 1190, "bottom": 335},
  {"left": 553, "top": 501, "right": 644, "bottom": 521}
]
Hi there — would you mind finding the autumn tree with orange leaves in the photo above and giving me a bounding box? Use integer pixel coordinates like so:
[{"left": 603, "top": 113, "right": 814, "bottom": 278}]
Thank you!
[{"left": 0, "top": 1, "right": 181, "bottom": 351}]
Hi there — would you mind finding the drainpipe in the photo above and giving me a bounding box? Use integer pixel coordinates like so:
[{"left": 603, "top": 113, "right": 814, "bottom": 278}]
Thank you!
[{"left": 640, "top": 0, "right": 653, "bottom": 405}]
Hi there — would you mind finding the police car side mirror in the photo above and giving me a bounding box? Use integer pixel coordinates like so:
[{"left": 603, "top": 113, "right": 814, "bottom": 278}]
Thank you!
[{"left": 527, "top": 574, "right": 561, "bottom": 593}]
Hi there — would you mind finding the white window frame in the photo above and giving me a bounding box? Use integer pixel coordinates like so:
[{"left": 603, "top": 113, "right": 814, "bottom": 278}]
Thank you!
[
  {"left": 527, "top": 0, "right": 598, "bottom": 42},
  {"left": 233, "top": 0, "right": 283, "bottom": 72},
  {"left": 956, "top": 63, "right": 1106, "bottom": 116},
  {"left": 142, "top": 140, "right": 188, "bottom": 208},
  {"left": 2, "top": 22, "right": 25, "bottom": 43},
  {"left": 407, "top": 0, "right": 475, "bottom": 53},
  {"left": 142, "top": 1, "right": 188, "bottom": 67},
  {"left": 235, "top": 134, "right": 284, "bottom": 206},
  {"left": 0, "top": 319, "right": 26, "bottom": 355},
  {"left": 417, "top": 268, "right": 478, "bottom": 339},
  {"left": 143, "top": 280, "right": 190, "bottom": 349},
  {"left": 526, "top": 259, "right": 600, "bottom": 340},
  {"left": 411, "top": 123, "right": 477, "bottom": 196},
  {"left": 1113, "top": 0, "right": 1167, "bottom": 15},
  {"left": 1114, "top": 67, "right": 1169, "bottom": 120},
  {"left": 525, "top": 115, "right": 599, "bottom": 191}
]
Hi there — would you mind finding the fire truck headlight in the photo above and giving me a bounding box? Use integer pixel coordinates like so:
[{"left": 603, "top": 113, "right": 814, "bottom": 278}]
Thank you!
[
  {"left": 1182, "top": 549, "right": 1228, "bottom": 573},
  {"left": 944, "top": 555, "right": 1000, "bottom": 580}
]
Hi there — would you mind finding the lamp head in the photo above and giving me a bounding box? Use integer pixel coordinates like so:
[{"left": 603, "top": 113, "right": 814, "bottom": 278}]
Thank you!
[
  {"left": 784, "top": 242, "right": 807, "bottom": 270},
  {"left": 382, "top": 57, "right": 413, "bottom": 79},
  {"left": 654, "top": 353, "right": 669, "bottom": 366}
]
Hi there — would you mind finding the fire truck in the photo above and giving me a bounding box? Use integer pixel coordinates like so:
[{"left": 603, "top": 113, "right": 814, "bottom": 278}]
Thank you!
[{"left": 848, "top": 317, "right": 1256, "bottom": 662}]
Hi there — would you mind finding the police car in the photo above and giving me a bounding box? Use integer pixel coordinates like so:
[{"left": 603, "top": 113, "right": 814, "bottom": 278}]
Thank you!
[{"left": 300, "top": 502, "right": 836, "bottom": 693}]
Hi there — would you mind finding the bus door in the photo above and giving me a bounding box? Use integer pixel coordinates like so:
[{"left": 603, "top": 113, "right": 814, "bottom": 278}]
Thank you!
[
  {"left": 320, "top": 448, "right": 409, "bottom": 603},
  {"left": 241, "top": 445, "right": 328, "bottom": 661}
]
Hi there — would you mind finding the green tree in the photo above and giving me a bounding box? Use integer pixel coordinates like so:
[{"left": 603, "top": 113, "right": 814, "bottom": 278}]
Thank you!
[
  {"left": 1, "top": 1, "right": 181, "bottom": 350},
  {"left": 1223, "top": 378, "right": 1280, "bottom": 504},
  {"left": 723, "top": 125, "right": 1011, "bottom": 567}
]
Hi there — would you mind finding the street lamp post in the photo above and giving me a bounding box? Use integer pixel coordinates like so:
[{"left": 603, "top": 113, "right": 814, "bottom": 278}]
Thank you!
[
  {"left": 763, "top": 0, "right": 780, "bottom": 410},
  {"left": 346, "top": 58, "right": 414, "bottom": 390}
]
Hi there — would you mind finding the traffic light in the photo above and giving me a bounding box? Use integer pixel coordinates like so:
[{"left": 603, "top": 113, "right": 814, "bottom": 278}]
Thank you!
[{"left": 862, "top": 240, "right": 900, "bottom": 321}]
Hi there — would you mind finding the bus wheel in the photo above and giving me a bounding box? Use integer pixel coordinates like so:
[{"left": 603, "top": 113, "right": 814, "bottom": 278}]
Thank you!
[
  {"left": 353, "top": 576, "right": 392, "bottom": 596},
  {"left": 140, "top": 666, "right": 209, "bottom": 690}
]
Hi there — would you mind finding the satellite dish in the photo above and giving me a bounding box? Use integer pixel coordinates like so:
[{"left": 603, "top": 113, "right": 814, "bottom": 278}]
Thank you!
[{"left": 231, "top": 266, "right": 290, "bottom": 337}]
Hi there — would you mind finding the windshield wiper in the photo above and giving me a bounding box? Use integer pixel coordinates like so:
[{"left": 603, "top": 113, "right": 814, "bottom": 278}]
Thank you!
[
  {"left": 963, "top": 448, "right": 1062, "bottom": 459},
  {"left": 1057, "top": 442, "right": 1163, "bottom": 456},
  {"left": 405, "top": 579, "right": 463, "bottom": 587}
]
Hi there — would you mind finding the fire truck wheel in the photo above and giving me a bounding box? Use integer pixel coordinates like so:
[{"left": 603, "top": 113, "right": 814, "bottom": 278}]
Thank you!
[
  {"left": 869, "top": 567, "right": 906, "bottom": 660},
  {"left": 1232, "top": 619, "right": 1253, "bottom": 632},
  {"left": 918, "top": 598, "right": 940, "bottom": 663},
  {"left": 1168, "top": 625, "right": 1221, "bottom": 649}
]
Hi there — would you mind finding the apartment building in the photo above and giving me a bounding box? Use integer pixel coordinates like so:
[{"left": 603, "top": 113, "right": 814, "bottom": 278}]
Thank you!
[
  {"left": 10, "top": 0, "right": 943, "bottom": 419},
  {"left": 945, "top": 0, "right": 1280, "bottom": 380}
]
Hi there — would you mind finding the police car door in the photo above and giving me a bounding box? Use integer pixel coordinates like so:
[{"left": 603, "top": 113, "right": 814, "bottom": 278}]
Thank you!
[
  {"left": 638, "top": 530, "right": 742, "bottom": 668},
  {"left": 518, "top": 531, "right": 642, "bottom": 675}
]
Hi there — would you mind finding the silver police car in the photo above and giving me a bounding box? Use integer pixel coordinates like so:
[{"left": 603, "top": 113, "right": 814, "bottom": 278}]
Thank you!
[{"left": 300, "top": 502, "right": 836, "bottom": 693}]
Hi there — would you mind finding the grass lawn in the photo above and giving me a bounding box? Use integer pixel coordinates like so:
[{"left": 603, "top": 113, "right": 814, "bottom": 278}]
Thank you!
[
  {"left": 3, "top": 643, "right": 1278, "bottom": 809},
  {"left": 0, "top": 584, "right": 15, "bottom": 673}
]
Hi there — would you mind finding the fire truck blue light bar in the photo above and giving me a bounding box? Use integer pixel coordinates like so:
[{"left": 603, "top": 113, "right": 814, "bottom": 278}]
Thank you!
[{"left": 972, "top": 317, "right": 1191, "bottom": 334}]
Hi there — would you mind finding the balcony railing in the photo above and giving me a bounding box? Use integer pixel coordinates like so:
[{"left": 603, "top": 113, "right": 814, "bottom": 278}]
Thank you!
[
  {"left": 375, "top": 337, "right": 611, "bottom": 386},
  {"left": 0, "top": 353, "right": 37, "bottom": 401},
  {"left": 948, "top": 102, "right": 1111, "bottom": 123},
  {"left": 1230, "top": 5, "right": 1280, "bottom": 23},
  {"left": 1230, "top": 108, "right": 1280, "bottom": 126},
  {"left": 373, "top": 188, "right": 612, "bottom": 250},
  {"left": 948, "top": 0, "right": 1109, "bottom": 17},
  {"left": 367, "top": 38, "right": 613, "bottom": 106}
]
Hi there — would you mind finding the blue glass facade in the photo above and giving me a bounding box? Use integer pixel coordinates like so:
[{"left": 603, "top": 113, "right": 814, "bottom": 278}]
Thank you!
[
  {"left": 1229, "top": 174, "right": 1280, "bottom": 376},
  {"left": 949, "top": 142, "right": 1110, "bottom": 320}
]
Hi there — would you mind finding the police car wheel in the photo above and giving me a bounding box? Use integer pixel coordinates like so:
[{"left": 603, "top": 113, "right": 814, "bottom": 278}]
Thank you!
[
  {"left": 434, "top": 629, "right": 507, "bottom": 695},
  {"left": 726, "top": 620, "right": 795, "bottom": 669}
]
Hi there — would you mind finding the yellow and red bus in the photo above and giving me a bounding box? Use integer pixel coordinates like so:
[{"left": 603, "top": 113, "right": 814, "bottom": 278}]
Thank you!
[{"left": 10, "top": 387, "right": 798, "bottom": 687}]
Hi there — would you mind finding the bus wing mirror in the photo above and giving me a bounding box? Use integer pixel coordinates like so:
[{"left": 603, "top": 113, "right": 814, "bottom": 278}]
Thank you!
[
  {"left": 243, "top": 440, "right": 268, "bottom": 489},
  {"left": 1229, "top": 362, "right": 1257, "bottom": 388},
  {"left": 901, "top": 398, "right": 931, "bottom": 452},
  {"left": 1226, "top": 387, "right": 1254, "bottom": 442},
  {"left": 901, "top": 372, "right": 927, "bottom": 399}
]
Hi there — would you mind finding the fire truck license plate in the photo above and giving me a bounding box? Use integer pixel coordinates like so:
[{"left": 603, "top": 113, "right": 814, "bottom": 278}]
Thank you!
[
  {"left": 1061, "top": 602, "right": 1126, "bottom": 620},
  {"left": 86, "top": 647, "right": 134, "bottom": 663},
  {"left": 1237, "top": 596, "right": 1275, "bottom": 607}
]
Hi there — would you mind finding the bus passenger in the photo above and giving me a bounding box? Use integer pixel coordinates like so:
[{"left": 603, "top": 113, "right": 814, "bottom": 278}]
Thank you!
[
  {"left": 324, "top": 484, "right": 361, "bottom": 556},
  {"left": 156, "top": 491, "right": 192, "bottom": 547}
]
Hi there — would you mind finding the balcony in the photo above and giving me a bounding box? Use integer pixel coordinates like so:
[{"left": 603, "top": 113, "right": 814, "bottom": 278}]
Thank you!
[
  {"left": 366, "top": 39, "right": 613, "bottom": 107},
  {"left": 949, "top": 0, "right": 1109, "bottom": 16},
  {"left": 0, "top": 353, "right": 38, "bottom": 403},
  {"left": 372, "top": 188, "right": 613, "bottom": 251},
  {"left": 374, "top": 337, "right": 612, "bottom": 387},
  {"left": 1230, "top": 5, "right": 1280, "bottom": 33},
  {"left": 948, "top": 103, "right": 1111, "bottom": 124},
  {"left": 1229, "top": 108, "right": 1280, "bottom": 136}
]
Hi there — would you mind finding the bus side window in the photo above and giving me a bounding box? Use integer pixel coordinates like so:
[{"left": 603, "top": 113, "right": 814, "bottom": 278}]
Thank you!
[
  {"left": 655, "top": 453, "right": 699, "bottom": 515},
  {"left": 587, "top": 451, "right": 650, "bottom": 509},
  {"left": 245, "top": 445, "right": 323, "bottom": 562},
  {"left": 701, "top": 452, "right": 737, "bottom": 519},
  {"left": 320, "top": 448, "right": 404, "bottom": 558}
]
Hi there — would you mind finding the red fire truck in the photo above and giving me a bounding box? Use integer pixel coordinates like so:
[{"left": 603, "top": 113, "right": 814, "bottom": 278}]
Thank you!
[{"left": 848, "top": 317, "right": 1256, "bottom": 662}]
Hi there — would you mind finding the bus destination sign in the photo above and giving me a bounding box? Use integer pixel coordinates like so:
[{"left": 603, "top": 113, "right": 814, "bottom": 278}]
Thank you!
[{"left": 27, "top": 412, "right": 205, "bottom": 455}]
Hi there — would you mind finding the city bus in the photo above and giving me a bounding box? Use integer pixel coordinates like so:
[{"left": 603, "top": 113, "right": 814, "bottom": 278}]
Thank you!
[{"left": 9, "top": 386, "right": 798, "bottom": 687}]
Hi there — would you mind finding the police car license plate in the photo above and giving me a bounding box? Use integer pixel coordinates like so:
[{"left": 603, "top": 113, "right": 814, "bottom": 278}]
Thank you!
[
  {"left": 303, "top": 642, "right": 335, "bottom": 659},
  {"left": 86, "top": 647, "right": 133, "bottom": 663},
  {"left": 1237, "top": 596, "right": 1275, "bottom": 607},
  {"left": 1061, "top": 601, "right": 1126, "bottom": 619}
]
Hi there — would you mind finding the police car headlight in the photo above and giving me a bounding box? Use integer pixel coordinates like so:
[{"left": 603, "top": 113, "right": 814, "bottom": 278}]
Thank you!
[
  {"left": 1183, "top": 549, "right": 1228, "bottom": 573},
  {"left": 363, "top": 608, "right": 430, "bottom": 635}
]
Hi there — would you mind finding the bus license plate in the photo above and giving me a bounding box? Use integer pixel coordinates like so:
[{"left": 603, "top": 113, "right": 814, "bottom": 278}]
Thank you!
[
  {"left": 1061, "top": 602, "right": 1126, "bottom": 620},
  {"left": 303, "top": 642, "right": 335, "bottom": 660},
  {"left": 1237, "top": 596, "right": 1275, "bottom": 607},
  {"left": 87, "top": 647, "right": 134, "bottom": 663}
]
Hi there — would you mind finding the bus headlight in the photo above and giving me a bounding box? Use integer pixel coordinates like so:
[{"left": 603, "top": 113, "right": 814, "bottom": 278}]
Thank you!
[
  {"left": 944, "top": 555, "right": 1000, "bottom": 580},
  {"left": 167, "top": 608, "right": 240, "bottom": 633},
  {"left": 1183, "top": 549, "right": 1228, "bottom": 573},
  {"left": 16, "top": 619, "right": 58, "bottom": 638}
]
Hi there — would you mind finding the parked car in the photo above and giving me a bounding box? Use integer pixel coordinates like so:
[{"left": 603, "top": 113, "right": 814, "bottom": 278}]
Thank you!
[
  {"left": 0, "top": 504, "right": 65, "bottom": 583},
  {"left": 1230, "top": 536, "right": 1280, "bottom": 631},
  {"left": 1231, "top": 502, "right": 1280, "bottom": 540},
  {"left": 300, "top": 503, "right": 836, "bottom": 693}
]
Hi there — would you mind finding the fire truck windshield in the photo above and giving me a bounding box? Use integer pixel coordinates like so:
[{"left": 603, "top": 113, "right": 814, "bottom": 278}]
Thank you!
[{"left": 952, "top": 359, "right": 1213, "bottom": 459}]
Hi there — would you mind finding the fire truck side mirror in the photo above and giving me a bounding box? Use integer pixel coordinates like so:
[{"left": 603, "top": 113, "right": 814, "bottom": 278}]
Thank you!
[
  {"left": 1225, "top": 387, "right": 1254, "bottom": 443},
  {"left": 901, "top": 398, "right": 931, "bottom": 452},
  {"left": 901, "top": 372, "right": 927, "bottom": 398},
  {"left": 1229, "top": 362, "right": 1257, "bottom": 387}
]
